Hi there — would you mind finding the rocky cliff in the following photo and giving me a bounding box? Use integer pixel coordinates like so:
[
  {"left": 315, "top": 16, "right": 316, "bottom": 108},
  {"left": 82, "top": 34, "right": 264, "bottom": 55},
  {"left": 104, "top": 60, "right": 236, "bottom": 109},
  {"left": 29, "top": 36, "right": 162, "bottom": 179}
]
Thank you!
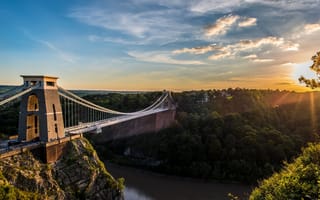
[{"left": 0, "top": 138, "right": 124, "bottom": 200}]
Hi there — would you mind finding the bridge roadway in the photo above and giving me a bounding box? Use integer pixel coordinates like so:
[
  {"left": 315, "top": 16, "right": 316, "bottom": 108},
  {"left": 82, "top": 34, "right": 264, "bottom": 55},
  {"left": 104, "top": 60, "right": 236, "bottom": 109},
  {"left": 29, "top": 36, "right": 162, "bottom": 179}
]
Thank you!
[
  {"left": 0, "top": 134, "right": 83, "bottom": 160},
  {"left": 65, "top": 108, "right": 169, "bottom": 135},
  {"left": 0, "top": 108, "right": 169, "bottom": 159}
]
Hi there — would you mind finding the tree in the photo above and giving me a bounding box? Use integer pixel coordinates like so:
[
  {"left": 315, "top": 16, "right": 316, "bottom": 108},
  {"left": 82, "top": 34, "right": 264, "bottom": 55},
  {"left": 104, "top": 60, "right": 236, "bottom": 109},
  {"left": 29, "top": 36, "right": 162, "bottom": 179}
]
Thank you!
[
  {"left": 249, "top": 143, "right": 320, "bottom": 200},
  {"left": 299, "top": 51, "right": 320, "bottom": 88}
]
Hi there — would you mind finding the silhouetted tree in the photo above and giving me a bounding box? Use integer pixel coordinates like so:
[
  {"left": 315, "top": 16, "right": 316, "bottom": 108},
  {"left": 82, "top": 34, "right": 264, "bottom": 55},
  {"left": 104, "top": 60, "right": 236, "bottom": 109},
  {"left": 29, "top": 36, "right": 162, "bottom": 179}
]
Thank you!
[{"left": 299, "top": 51, "right": 320, "bottom": 88}]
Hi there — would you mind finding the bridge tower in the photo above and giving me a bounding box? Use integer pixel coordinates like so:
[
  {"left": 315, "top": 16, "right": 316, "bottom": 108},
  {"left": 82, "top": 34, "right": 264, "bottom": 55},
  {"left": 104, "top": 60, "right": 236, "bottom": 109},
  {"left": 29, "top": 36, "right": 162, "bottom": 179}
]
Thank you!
[{"left": 18, "top": 75, "right": 65, "bottom": 142}]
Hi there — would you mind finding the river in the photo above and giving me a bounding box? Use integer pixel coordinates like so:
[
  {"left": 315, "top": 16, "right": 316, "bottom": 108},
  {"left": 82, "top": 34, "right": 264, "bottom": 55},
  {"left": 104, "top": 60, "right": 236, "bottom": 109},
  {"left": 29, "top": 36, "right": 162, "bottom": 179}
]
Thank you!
[{"left": 105, "top": 162, "right": 253, "bottom": 200}]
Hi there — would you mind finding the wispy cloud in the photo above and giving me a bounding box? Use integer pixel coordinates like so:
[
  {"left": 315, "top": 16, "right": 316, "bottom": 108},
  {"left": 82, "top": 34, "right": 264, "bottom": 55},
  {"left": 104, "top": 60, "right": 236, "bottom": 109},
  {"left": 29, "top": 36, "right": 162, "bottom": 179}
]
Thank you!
[
  {"left": 304, "top": 23, "right": 320, "bottom": 34},
  {"left": 207, "top": 36, "right": 299, "bottom": 60},
  {"left": 281, "top": 62, "right": 295, "bottom": 66},
  {"left": 128, "top": 0, "right": 320, "bottom": 15},
  {"left": 208, "top": 51, "right": 232, "bottom": 60},
  {"left": 190, "top": 0, "right": 242, "bottom": 13},
  {"left": 189, "top": 0, "right": 320, "bottom": 13},
  {"left": 238, "top": 17, "right": 257, "bottom": 27},
  {"left": 243, "top": 54, "right": 257, "bottom": 59},
  {"left": 204, "top": 15, "right": 258, "bottom": 37},
  {"left": 172, "top": 44, "right": 219, "bottom": 55},
  {"left": 205, "top": 15, "right": 239, "bottom": 37},
  {"left": 245, "top": 0, "right": 320, "bottom": 11},
  {"left": 128, "top": 51, "right": 205, "bottom": 65},
  {"left": 21, "top": 29, "right": 76, "bottom": 63},
  {"left": 174, "top": 36, "right": 299, "bottom": 60},
  {"left": 226, "top": 37, "right": 299, "bottom": 52},
  {"left": 243, "top": 54, "right": 273, "bottom": 62},
  {"left": 88, "top": 35, "right": 146, "bottom": 45},
  {"left": 290, "top": 22, "right": 320, "bottom": 39},
  {"left": 38, "top": 40, "right": 76, "bottom": 63},
  {"left": 70, "top": 7, "right": 194, "bottom": 44},
  {"left": 252, "top": 58, "right": 274, "bottom": 62}
]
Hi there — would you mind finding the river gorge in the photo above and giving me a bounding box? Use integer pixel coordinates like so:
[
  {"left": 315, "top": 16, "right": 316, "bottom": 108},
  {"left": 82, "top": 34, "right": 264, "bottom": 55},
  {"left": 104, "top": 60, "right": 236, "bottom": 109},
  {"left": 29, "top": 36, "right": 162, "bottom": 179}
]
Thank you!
[{"left": 106, "top": 162, "right": 253, "bottom": 200}]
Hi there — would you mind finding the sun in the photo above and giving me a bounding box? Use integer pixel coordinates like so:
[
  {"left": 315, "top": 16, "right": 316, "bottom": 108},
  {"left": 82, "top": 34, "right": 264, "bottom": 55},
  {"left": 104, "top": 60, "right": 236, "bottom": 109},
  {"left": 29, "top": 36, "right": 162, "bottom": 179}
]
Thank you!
[{"left": 291, "top": 61, "right": 317, "bottom": 84}]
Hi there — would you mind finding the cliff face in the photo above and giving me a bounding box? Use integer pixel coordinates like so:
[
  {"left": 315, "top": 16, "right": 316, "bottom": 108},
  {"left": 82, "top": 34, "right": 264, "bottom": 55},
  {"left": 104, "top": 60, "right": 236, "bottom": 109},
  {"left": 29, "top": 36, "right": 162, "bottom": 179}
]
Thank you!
[{"left": 0, "top": 138, "right": 124, "bottom": 200}]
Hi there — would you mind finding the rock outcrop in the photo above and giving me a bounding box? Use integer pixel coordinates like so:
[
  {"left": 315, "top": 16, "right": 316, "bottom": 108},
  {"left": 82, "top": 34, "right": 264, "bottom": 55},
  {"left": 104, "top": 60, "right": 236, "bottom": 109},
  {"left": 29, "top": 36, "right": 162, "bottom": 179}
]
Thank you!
[{"left": 0, "top": 138, "right": 124, "bottom": 200}]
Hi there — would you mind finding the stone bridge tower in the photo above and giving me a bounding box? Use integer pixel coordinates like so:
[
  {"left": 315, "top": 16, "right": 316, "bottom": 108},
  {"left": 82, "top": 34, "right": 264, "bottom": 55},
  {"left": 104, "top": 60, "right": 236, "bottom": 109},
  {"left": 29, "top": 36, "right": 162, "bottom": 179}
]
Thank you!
[{"left": 18, "top": 75, "right": 65, "bottom": 142}]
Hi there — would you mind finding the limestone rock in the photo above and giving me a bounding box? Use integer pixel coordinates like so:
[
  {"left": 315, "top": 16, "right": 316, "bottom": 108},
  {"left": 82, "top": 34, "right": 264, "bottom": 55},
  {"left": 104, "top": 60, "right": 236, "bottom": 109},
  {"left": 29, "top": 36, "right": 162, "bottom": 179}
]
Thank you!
[{"left": 0, "top": 138, "right": 124, "bottom": 200}]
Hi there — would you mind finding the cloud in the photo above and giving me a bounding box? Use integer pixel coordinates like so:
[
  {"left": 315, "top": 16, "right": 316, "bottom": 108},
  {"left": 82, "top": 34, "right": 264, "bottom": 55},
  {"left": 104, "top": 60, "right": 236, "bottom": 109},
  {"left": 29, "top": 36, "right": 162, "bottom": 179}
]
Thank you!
[
  {"left": 281, "top": 62, "right": 295, "bottom": 66},
  {"left": 304, "top": 23, "right": 320, "bottom": 34},
  {"left": 129, "top": 0, "right": 320, "bottom": 14},
  {"left": 243, "top": 54, "right": 273, "bottom": 62},
  {"left": 243, "top": 54, "right": 257, "bottom": 59},
  {"left": 229, "top": 37, "right": 299, "bottom": 52},
  {"left": 70, "top": 7, "right": 194, "bottom": 44},
  {"left": 21, "top": 30, "right": 76, "bottom": 63},
  {"left": 238, "top": 17, "right": 257, "bottom": 27},
  {"left": 205, "top": 15, "right": 240, "bottom": 37},
  {"left": 174, "top": 35, "right": 299, "bottom": 61},
  {"left": 245, "top": 0, "right": 320, "bottom": 11},
  {"left": 88, "top": 35, "right": 146, "bottom": 45},
  {"left": 190, "top": 0, "right": 242, "bottom": 13},
  {"left": 208, "top": 36, "right": 299, "bottom": 60},
  {"left": 290, "top": 22, "right": 320, "bottom": 39},
  {"left": 128, "top": 51, "right": 205, "bottom": 65},
  {"left": 189, "top": 0, "right": 320, "bottom": 14},
  {"left": 38, "top": 40, "right": 76, "bottom": 63},
  {"left": 204, "top": 15, "right": 258, "bottom": 37},
  {"left": 252, "top": 58, "right": 274, "bottom": 62},
  {"left": 172, "top": 44, "right": 219, "bottom": 54},
  {"left": 208, "top": 51, "right": 232, "bottom": 60}
]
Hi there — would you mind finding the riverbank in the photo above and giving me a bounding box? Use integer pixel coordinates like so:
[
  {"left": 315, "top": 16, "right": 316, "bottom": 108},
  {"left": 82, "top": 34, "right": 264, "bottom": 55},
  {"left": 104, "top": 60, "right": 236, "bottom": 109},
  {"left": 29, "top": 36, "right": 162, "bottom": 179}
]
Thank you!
[{"left": 105, "top": 161, "right": 253, "bottom": 200}]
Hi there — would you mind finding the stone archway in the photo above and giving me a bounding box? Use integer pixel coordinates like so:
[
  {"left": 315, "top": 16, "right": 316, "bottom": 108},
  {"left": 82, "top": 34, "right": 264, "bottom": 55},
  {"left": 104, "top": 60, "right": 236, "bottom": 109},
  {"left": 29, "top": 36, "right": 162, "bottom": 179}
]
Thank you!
[
  {"left": 27, "top": 94, "right": 39, "bottom": 111},
  {"left": 26, "top": 94, "right": 39, "bottom": 141}
]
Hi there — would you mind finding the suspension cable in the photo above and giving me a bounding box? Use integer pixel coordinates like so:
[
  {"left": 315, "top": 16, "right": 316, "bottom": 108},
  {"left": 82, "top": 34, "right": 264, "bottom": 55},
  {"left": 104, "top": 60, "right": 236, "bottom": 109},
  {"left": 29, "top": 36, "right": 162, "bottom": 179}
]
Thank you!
[
  {"left": 58, "top": 86, "right": 167, "bottom": 115},
  {"left": 0, "top": 85, "right": 38, "bottom": 106}
]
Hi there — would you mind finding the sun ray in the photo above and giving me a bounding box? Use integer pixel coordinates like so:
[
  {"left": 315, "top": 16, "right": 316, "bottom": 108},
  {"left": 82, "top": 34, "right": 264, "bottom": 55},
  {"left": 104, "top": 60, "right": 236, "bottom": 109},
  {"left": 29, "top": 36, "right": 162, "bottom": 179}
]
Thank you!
[
  {"left": 292, "top": 94, "right": 304, "bottom": 119},
  {"left": 272, "top": 92, "right": 290, "bottom": 107},
  {"left": 309, "top": 92, "right": 317, "bottom": 132}
]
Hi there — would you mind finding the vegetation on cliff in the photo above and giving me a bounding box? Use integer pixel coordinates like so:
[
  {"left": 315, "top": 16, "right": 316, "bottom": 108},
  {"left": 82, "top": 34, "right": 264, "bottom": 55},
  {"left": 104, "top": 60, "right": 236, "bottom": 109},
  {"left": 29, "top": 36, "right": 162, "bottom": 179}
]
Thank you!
[
  {"left": 0, "top": 138, "right": 123, "bottom": 200},
  {"left": 0, "top": 170, "right": 40, "bottom": 200},
  {"left": 250, "top": 143, "right": 320, "bottom": 199}
]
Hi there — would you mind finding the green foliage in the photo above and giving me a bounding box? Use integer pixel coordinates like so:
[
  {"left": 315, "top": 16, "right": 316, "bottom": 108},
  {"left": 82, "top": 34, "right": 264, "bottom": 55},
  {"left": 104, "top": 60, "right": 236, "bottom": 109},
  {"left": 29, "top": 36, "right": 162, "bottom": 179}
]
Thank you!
[
  {"left": 82, "top": 92, "right": 162, "bottom": 112},
  {"left": 81, "top": 138, "right": 125, "bottom": 191},
  {"left": 0, "top": 102, "right": 19, "bottom": 137},
  {"left": 250, "top": 143, "right": 320, "bottom": 200},
  {"left": 0, "top": 171, "right": 40, "bottom": 200},
  {"left": 91, "top": 89, "right": 320, "bottom": 183}
]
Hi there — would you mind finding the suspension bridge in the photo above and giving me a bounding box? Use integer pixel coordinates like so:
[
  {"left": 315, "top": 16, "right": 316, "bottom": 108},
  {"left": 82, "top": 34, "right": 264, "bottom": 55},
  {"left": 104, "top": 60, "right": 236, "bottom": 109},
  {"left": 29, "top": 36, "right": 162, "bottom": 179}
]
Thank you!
[{"left": 0, "top": 75, "right": 176, "bottom": 162}]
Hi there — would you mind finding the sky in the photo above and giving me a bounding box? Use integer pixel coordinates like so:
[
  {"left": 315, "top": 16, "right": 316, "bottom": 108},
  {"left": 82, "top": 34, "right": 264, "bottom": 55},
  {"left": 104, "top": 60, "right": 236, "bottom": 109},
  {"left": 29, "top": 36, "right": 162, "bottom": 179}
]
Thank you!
[{"left": 1, "top": 0, "right": 320, "bottom": 91}]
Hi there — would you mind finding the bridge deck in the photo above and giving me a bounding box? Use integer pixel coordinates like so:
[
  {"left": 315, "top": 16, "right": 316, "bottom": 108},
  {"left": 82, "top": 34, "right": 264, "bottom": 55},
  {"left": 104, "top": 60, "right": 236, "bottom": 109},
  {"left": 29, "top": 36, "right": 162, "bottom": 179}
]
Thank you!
[
  {"left": 65, "top": 108, "right": 169, "bottom": 134},
  {"left": 0, "top": 134, "right": 82, "bottom": 160}
]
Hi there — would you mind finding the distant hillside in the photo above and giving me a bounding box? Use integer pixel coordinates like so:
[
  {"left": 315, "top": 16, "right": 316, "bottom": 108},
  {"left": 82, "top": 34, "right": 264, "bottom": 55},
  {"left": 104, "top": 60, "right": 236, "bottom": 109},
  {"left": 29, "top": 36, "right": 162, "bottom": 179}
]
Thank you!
[
  {"left": 173, "top": 89, "right": 320, "bottom": 115},
  {"left": 0, "top": 85, "right": 152, "bottom": 97},
  {"left": 0, "top": 85, "right": 16, "bottom": 95},
  {"left": 89, "top": 89, "right": 320, "bottom": 184},
  {"left": 71, "top": 89, "right": 151, "bottom": 97}
]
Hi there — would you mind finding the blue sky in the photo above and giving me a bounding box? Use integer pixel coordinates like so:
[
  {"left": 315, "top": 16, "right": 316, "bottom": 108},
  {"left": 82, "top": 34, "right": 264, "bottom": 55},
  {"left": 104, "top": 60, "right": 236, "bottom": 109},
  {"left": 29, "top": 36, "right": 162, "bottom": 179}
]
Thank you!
[{"left": 1, "top": 0, "right": 320, "bottom": 91}]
